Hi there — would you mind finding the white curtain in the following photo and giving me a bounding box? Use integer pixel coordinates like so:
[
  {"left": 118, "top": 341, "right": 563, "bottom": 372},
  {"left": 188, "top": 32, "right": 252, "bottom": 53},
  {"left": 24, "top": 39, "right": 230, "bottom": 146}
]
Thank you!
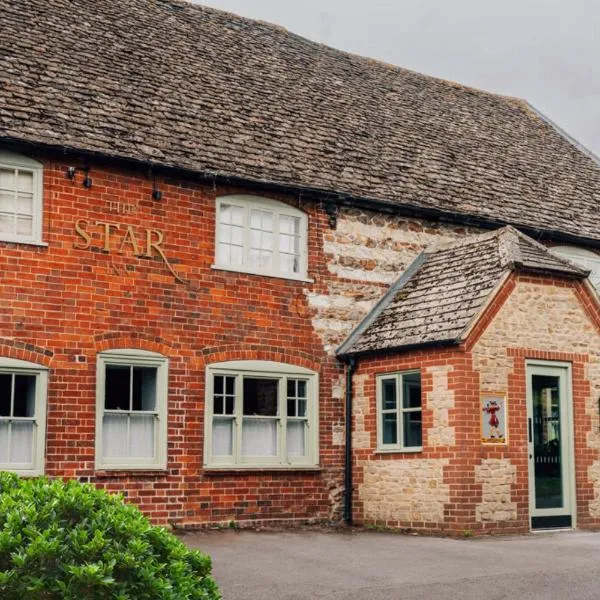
[
  {"left": 103, "top": 414, "right": 128, "bottom": 458},
  {"left": 212, "top": 419, "right": 233, "bottom": 456},
  {"left": 286, "top": 421, "right": 305, "bottom": 457},
  {"left": 0, "top": 421, "right": 9, "bottom": 463},
  {"left": 242, "top": 418, "right": 277, "bottom": 456},
  {"left": 10, "top": 421, "right": 33, "bottom": 463},
  {"left": 130, "top": 415, "right": 155, "bottom": 458}
]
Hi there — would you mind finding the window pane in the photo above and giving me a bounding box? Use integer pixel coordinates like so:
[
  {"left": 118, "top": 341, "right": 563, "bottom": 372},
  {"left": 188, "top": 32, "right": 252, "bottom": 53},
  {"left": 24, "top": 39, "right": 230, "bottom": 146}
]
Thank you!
[
  {"left": 219, "top": 203, "right": 233, "bottom": 224},
  {"left": 0, "top": 190, "right": 13, "bottom": 212},
  {"left": 0, "top": 213, "right": 14, "bottom": 234},
  {"left": 287, "top": 421, "right": 306, "bottom": 457},
  {"left": 13, "top": 375, "right": 36, "bottom": 417},
  {"left": 130, "top": 414, "right": 155, "bottom": 458},
  {"left": 0, "top": 421, "right": 8, "bottom": 463},
  {"left": 242, "top": 418, "right": 277, "bottom": 456},
  {"left": 280, "top": 215, "right": 300, "bottom": 235},
  {"left": 287, "top": 379, "right": 296, "bottom": 397},
  {"left": 382, "top": 413, "right": 397, "bottom": 445},
  {"left": 0, "top": 168, "right": 15, "bottom": 190},
  {"left": 214, "top": 375, "right": 224, "bottom": 395},
  {"left": 403, "top": 411, "right": 422, "bottom": 447},
  {"left": 217, "top": 242, "right": 231, "bottom": 265},
  {"left": 212, "top": 418, "right": 233, "bottom": 456},
  {"left": 102, "top": 414, "right": 129, "bottom": 458},
  {"left": 382, "top": 379, "right": 397, "bottom": 410},
  {"left": 105, "top": 365, "right": 131, "bottom": 410},
  {"left": 297, "top": 399, "right": 307, "bottom": 417},
  {"left": 225, "top": 377, "right": 235, "bottom": 395},
  {"left": 17, "top": 171, "right": 33, "bottom": 192},
  {"left": 243, "top": 378, "right": 278, "bottom": 416},
  {"left": 132, "top": 367, "right": 157, "bottom": 411},
  {"left": 214, "top": 395, "right": 224, "bottom": 414},
  {"left": 0, "top": 374, "right": 11, "bottom": 416},
  {"left": 403, "top": 374, "right": 421, "bottom": 409},
  {"left": 16, "top": 216, "right": 32, "bottom": 236},
  {"left": 287, "top": 398, "right": 296, "bottom": 417},
  {"left": 225, "top": 396, "right": 234, "bottom": 414},
  {"left": 10, "top": 421, "right": 33, "bottom": 463},
  {"left": 297, "top": 380, "right": 307, "bottom": 398},
  {"left": 17, "top": 192, "right": 33, "bottom": 215}
]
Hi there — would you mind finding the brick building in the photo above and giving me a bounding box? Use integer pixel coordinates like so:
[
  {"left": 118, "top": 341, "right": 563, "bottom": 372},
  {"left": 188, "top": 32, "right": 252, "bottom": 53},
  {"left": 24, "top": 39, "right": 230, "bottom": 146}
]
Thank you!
[{"left": 2, "top": 0, "right": 600, "bottom": 533}]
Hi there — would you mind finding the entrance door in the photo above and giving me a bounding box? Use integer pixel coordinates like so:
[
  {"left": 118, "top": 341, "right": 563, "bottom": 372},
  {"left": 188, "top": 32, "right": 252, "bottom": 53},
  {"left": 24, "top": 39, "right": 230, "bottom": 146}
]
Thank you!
[{"left": 526, "top": 362, "right": 575, "bottom": 529}]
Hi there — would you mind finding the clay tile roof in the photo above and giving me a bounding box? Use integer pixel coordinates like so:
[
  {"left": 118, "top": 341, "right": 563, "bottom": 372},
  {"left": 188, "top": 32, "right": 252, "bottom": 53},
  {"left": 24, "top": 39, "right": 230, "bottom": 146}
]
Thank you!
[
  {"left": 337, "top": 226, "right": 589, "bottom": 356},
  {"left": 2, "top": 1, "right": 600, "bottom": 240}
]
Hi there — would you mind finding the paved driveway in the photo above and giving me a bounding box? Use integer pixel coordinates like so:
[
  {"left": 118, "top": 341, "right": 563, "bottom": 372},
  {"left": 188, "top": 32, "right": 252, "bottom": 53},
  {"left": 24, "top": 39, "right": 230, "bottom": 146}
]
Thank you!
[{"left": 185, "top": 528, "right": 600, "bottom": 599}]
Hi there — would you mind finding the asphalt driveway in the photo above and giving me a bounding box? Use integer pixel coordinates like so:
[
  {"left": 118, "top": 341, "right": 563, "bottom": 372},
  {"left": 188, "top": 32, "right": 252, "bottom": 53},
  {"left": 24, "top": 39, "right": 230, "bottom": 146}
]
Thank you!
[{"left": 184, "top": 528, "right": 600, "bottom": 599}]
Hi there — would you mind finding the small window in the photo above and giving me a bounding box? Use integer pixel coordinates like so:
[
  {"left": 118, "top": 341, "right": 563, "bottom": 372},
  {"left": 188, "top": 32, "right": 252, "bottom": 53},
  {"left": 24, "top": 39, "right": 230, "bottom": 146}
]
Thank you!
[
  {"left": 205, "top": 361, "right": 318, "bottom": 468},
  {"left": 377, "top": 371, "right": 422, "bottom": 451},
  {"left": 0, "top": 358, "right": 48, "bottom": 475},
  {"left": 96, "top": 350, "right": 168, "bottom": 470},
  {"left": 214, "top": 196, "right": 308, "bottom": 280},
  {"left": 0, "top": 151, "right": 43, "bottom": 244}
]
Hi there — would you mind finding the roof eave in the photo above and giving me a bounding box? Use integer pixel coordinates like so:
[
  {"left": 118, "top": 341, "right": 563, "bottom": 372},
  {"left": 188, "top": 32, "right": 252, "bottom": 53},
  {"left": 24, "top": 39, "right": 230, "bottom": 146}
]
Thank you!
[
  {"left": 4, "top": 136, "right": 600, "bottom": 248},
  {"left": 337, "top": 337, "right": 462, "bottom": 361}
]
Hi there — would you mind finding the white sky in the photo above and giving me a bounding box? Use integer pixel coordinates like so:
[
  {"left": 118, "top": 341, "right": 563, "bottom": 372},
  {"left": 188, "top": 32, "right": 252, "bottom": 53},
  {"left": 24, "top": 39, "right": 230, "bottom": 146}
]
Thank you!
[{"left": 198, "top": 0, "right": 600, "bottom": 155}]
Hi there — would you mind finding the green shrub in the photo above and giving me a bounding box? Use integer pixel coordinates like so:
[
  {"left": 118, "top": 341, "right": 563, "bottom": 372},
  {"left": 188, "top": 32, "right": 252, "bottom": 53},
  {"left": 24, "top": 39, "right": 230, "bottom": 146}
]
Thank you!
[{"left": 0, "top": 472, "right": 220, "bottom": 599}]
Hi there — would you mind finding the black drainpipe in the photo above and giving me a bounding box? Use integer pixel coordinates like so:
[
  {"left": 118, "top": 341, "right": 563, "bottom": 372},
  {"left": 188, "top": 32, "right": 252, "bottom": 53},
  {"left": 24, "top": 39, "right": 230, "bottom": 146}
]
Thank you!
[{"left": 343, "top": 356, "right": 357, "bottom": 524}]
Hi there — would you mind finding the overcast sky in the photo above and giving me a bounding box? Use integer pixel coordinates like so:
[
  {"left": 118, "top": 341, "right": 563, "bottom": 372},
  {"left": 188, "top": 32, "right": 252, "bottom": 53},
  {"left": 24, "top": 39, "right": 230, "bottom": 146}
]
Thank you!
[{"left": 199, "top": 0, "right": 600, "bottom": 156}]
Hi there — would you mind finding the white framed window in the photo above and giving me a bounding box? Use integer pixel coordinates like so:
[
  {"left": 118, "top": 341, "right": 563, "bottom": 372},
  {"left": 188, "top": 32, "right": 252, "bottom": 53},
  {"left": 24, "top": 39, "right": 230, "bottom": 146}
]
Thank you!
[
  {"left": 376, "top": 371, "right": 422, "bottom": 452},
  {"left": 213, "top": 195, "right": 309, "bottom": 281},
  {"left": 95, "top": 350, "right": 168, "bottom": 470},
  {"left": 0, "top": 150, "right": 44, "bottom": 245},
  {"left": 551, "top": 245, "right": 600, "bottom": 290},
  {"left": 204, "top": 360, "right": 319, "bottom": 468},
  {"left": 0, "top": 357, "right": 48, "bottom": 475}
]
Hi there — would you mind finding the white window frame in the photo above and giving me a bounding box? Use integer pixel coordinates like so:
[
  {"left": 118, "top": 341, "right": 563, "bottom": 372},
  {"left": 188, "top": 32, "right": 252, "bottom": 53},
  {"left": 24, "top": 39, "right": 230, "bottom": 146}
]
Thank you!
[
  {"left": 376, "top": 370, "right": 422, "bottom": 452},
  {"left": 95, "top": 349, "right": 168, "bottom": 471},
  {"left": 0, "top": 150, "right": 45, "bottom": 245},
  {"left": 0, "top": 357, "right": 48, "bottom": 476},
  {"left": 204, "top": 360, "right": 319, "bottom": 469},
  {"left": 213, "top": 195, "right": 310, "bottom": 281}
]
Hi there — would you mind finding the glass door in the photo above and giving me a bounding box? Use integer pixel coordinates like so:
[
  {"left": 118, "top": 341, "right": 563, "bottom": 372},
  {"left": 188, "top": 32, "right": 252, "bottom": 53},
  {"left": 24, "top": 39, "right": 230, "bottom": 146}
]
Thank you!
[{"left": 526, "top": 362, "right": 575, "bottom": 529}]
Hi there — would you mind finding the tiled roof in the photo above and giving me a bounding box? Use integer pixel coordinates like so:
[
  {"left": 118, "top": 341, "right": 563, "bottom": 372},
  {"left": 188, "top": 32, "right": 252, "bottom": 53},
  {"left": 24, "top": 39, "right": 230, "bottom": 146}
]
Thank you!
[
  {"left": 2, "top": 1, "right": 600, "bottom": 240},
  {"left": 337, "top": 227, "right": 589, "bottom": 356}
]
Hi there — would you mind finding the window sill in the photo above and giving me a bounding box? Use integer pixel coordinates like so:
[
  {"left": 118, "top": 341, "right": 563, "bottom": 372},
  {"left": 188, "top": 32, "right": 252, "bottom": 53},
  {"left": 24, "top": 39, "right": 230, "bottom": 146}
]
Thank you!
[
  {"left": 375, "top": 447, "right": 423, "bottom": 454},
  {"left": 211, "top": 264, "right": 314, "bottom": 283},
  {"left": 203, "top": 465, "right": 322, "bottom": 473},
  {"left": 0, "top": 238, "right": 48, "bottom": 247}
]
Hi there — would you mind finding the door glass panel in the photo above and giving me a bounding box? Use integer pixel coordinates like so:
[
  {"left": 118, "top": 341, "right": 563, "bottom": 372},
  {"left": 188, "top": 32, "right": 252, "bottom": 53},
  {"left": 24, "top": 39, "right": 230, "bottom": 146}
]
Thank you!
[{"left": 532, "top": 374, "right": 563, "bottom": 509}]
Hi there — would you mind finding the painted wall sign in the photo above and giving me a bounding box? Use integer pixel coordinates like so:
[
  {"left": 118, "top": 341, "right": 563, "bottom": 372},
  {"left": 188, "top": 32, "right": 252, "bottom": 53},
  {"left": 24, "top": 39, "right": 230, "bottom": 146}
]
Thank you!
[
  {"left": 481, "top": 393, "right": 507, "bottom": 444},
  {"left": 73, "top": 219, "right": 186, "bottom": 283}
]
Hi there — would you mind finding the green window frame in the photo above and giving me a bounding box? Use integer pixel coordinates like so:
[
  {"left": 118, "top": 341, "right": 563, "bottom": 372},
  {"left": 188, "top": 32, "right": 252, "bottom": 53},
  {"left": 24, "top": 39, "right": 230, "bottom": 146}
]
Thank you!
[
  {"left": 376, "top": 371, "right": 422, "bottom": 452},
  {"left": 204, "top": 360, "right": 319, "bottom": 469}
]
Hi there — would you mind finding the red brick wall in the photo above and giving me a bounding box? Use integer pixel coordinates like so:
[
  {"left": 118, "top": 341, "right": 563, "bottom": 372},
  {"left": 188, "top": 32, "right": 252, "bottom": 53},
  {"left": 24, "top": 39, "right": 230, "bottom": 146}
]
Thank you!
[{"left": 0, "top": 152, "right": 344, "bottom": 526}]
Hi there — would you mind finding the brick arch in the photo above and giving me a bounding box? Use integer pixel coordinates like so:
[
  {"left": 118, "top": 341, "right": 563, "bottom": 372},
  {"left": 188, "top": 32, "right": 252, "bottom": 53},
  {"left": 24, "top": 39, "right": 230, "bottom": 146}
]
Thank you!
[
  {"left": 0, "top": 338, "right": 54, "bottom": 367},
  {"left": 195, "top": 344, "right": 321, "bottom": 373},
  {"left": 93, "top": 332, "right": 176, "bottom": 356}
]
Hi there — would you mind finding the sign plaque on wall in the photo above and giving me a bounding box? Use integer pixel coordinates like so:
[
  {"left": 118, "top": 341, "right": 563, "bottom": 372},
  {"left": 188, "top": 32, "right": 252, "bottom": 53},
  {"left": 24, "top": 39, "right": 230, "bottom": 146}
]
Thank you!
[{"left": 481, "top": 393, "right": 507, "bottom": 445}]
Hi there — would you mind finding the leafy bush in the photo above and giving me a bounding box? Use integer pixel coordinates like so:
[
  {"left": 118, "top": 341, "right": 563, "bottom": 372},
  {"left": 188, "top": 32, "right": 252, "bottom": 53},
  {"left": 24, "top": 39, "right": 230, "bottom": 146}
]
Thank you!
[{"left": 0, "top": 473, "right": 220, "bottom": 599}]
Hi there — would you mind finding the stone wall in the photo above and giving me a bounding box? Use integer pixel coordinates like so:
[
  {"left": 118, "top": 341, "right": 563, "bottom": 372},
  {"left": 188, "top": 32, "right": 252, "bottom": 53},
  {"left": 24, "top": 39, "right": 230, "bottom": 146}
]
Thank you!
[
  {"left": 474, "top": 459, "right": 517, "bottom": 522},
  {"left": 306, "top": 207, "right": 484, "bottom": 353},
  {"left": 359, "top": 459, "right": 450, "bottom": 524}
]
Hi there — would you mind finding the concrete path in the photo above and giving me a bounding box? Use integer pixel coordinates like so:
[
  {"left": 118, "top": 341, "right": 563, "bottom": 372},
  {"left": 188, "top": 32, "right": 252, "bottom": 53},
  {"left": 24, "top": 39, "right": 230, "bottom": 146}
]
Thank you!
[{"left": 184, "top": 528, "right": 600, "bottom": 599}]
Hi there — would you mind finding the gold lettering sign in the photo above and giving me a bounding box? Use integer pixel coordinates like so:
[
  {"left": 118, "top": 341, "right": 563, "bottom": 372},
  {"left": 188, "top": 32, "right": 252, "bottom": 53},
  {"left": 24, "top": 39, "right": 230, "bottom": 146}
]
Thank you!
[{"left": 73, "top": 219, "right": 186, "bottom": 284}]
